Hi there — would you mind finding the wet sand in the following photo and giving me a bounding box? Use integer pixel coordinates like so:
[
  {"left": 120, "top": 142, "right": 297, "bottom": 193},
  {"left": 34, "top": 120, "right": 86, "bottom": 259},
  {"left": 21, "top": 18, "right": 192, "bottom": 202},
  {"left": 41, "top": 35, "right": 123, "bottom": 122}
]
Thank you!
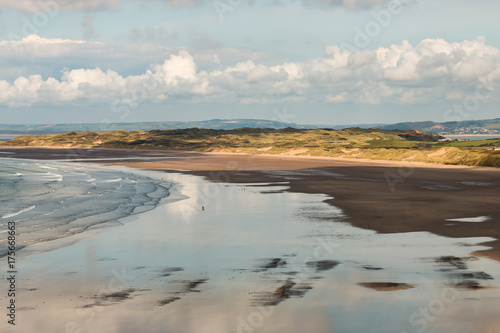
[
  {"left": 2, "top": 147, "right": 500, "bottom": 332},
  {"left": 1, "top": 146, "right": 500, "bottom": 261},
  {"left": 121, "top": 150, "right": 500, "bottom": 261}
]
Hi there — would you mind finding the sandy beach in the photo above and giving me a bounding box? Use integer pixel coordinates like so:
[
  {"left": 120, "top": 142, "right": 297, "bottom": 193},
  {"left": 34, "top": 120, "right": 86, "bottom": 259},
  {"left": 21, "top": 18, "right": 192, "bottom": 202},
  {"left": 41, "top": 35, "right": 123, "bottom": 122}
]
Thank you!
[
  {"left": 40, "top": 146, "right": 499, "bottom": 261},
  {"left": 2, "top": 146, "right": 500, "bottom": 259},
  {"left": 1, "top": 147, "right": 500, "bottom": 332}
]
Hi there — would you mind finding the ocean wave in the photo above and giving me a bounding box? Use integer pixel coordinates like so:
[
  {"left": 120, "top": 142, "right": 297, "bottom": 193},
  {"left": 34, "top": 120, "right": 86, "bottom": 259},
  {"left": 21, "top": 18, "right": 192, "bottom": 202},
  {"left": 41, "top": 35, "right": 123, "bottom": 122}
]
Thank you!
[
  {"left": 0, "top": 159, "right": 172, "bottom": 257},
  {"left": 37, "top": 165, "right": 57, "bottom": 170},
  {"left": 40, "top": 172, "right": 63, "bottom": 182},
  {"left": 1, "top": 205, "right": 36, "bottom": 219},
  {"left": 102, "top": 177, "right": 123, "bottom": 183}
]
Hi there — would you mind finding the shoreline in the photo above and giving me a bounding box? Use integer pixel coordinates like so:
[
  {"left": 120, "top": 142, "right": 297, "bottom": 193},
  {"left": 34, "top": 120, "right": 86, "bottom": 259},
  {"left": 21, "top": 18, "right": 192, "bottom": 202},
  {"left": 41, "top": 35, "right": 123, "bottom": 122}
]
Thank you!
[
  {"left": 1, "top": 147, "right": 500, "bottom": 261},
  {"left": 2, "top": 148, "right": 500, "bottom": 332},
  {"left": 157, "top": 169, "right": 500, "bottom": 261},
  {"left": 0, "top": 158, "right": 180, "bottom": 262},
  {"left": 0, "top": 145, "right": 498, "bottom": 170},
  {"left": 445, "top": 134, "right": 500, "bottom": 137},
  {"left": 117, "top": 150, "right": 500, "bottom": 261}
]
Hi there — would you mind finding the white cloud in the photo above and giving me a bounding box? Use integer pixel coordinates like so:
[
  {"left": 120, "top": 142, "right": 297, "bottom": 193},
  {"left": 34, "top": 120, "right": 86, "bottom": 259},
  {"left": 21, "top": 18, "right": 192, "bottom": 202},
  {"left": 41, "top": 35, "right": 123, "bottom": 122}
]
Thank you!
[
  {"left": 151, "top": 50, "right": 198, "bottom": 84},
  {"left": 0, "top": 34, "right": 277, "bottom": 84},
  {"left": 0, "top": 0, "right": 120, "bottom": 13},
  {"left": 303, "top": 0, "right": 393, "bottom": 10},
  {"left": 0, "top": 35, "right": 111, "bottom": 58},
  {"left": 1, "top": 36, "right": 500, "bottom": 107},
  {"left": 162, "top": 0, "right": 205, "bottom": 8},
  {"left": 0, "top": 35, "right": 179, "bottom": 80},
  {"left": 327, "top": 92, "right": 348, "bottom": 103},
  {"left": 0, "top": 0, "right": 412, "bottom": 13},
  {"left": 0, "top": 0, "right": 208, "bottom": 13}
]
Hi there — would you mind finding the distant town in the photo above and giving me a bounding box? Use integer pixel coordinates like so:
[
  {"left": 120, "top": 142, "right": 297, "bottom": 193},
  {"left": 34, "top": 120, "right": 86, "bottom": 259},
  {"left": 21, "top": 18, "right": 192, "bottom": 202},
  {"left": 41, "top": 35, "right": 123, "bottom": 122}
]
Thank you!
[{"left": 437, "top": 124, "right": 500, "bottom": 136}]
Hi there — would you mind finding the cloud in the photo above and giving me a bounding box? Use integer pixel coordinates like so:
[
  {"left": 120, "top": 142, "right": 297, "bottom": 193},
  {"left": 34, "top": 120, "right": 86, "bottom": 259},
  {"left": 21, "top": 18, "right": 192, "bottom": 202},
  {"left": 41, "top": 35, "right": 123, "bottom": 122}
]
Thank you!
[
  {"left": 128, "top": 27, "right": 179, "bottom": 45},
  {"left": 189, "top": 31, "right": 223, "bottom": 49},
  {"left": 0, "top": 35, "right": 104, "bottom": 58},
  {"left": 0, "top": 0, "right": 121, "bottom": 13},
  {"left": 161, "top": 0, "right": 205, "bottom": 8},
  {"left": 0, "top": 35, "right": 179, "bottom": 80},
  {"left": 0, "top": 34, "right": 272, "bottom": 79},
  {"left": 302, "top": 0, "right": 393, "bottom": 10},
  {"left": 1, "top": 36, "right": 499, "bottom": 108},
  {"left": 81, "top": 14, "right": 97, "bottom": 39},
  {"left": 0, "top": 0, "right": 206, "bottom": 13},
  {"left": 0, "top": 0, "right": 412, "bottom": 13}
]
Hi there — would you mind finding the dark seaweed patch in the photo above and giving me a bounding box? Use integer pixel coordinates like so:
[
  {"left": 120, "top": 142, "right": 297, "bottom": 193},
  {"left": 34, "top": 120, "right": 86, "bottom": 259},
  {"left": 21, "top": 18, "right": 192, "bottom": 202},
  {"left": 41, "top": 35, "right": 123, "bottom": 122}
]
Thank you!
[
  {"left": 306, "top": 260, "right": 340, "bottom": 272},
  {"left": 185, "top": 279, "right": 208, "bottom": 292},
  {"left": 455, "top": 271, "right": 494, "bottom": 280},
  {"left": 158, "top": 297, "right": 181, "bottom": 306},
  {"left": 362, "top": 265, "right": 384, "bottom": 271},
  {"left": 435, "top": 256, "right": 477, "bottom": 270},
  {"left": 160, "top": 267, "right": 184, "bottom": 277},
  {"left": 82, "top": 288, "right": 136, "bottom": 308},
  {"left": 253, "top": 279, "right": 314, "bottom": 306},
  {"left": 358, "top": 282, "right": 415, "bottom": 291},
  {"left": 451, "top": 280, "right": 485, "bottom": 290},
  {"left": 260, "top": 258, "right": 287, "bottom": 270}
]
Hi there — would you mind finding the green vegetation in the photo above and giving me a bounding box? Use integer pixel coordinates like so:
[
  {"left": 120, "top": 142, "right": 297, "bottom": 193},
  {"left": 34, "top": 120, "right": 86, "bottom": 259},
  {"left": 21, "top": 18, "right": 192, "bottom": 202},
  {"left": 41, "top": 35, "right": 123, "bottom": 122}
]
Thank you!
[
  {"left": 0, "top": 119, "right": 315, "bottom": 135},
  {"left": 437, "top": 139, "right": 500, "bottom": 148},
  {"left": 1, "top": 117, "right": 500, "bottom": 135},
  {"left": 2, "top": 127, "right": 500, "bottom": 168},
  {"left": 366, "top": 140, "right": 418, "bottom": 149}
]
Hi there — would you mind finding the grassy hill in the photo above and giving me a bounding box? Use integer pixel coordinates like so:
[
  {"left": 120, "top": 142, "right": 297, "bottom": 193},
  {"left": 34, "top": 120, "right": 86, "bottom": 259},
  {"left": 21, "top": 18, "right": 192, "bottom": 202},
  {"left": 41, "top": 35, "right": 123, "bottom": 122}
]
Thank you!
[
  {"left": 1, "top": 118, "right": 500, "bottom": 135},
  {"left": 0, "top": 119, "right": 321, "bottom": 134},
  {"left": 2, "top": 127, "right": 500, "bottom": 167}
]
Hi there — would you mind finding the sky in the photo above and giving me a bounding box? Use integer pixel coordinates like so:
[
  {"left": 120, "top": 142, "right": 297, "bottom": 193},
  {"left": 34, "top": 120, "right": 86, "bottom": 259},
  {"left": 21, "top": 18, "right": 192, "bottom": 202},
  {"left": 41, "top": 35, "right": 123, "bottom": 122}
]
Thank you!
[{"left": 0, "top": 0, "right": 500, "bottom": 125}]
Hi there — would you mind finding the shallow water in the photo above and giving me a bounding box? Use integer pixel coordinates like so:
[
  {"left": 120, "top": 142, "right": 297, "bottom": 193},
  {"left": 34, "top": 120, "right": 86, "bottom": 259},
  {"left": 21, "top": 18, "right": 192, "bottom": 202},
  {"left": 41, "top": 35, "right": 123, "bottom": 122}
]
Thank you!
[
  {"left": 1, "top": 168, "right": 499, "bottom": 333},
  {"left": 445, "top": 135, "right": 500, "bottom": 141},
  {"left": 0, "top": 158, "right": 173, "bottom": 257}
]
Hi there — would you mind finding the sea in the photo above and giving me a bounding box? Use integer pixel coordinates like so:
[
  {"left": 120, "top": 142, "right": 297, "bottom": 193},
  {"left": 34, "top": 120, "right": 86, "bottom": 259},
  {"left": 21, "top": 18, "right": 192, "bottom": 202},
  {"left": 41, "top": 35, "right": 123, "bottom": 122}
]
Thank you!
[
  {"left": 0, "top": 158, "right": 173, "bottom": 257},
  {"left": 445, "top": 134, "right": 500, "bottom": 140},
  {"left": 0, "top": 135, "right": 19, "bottom": 142}
]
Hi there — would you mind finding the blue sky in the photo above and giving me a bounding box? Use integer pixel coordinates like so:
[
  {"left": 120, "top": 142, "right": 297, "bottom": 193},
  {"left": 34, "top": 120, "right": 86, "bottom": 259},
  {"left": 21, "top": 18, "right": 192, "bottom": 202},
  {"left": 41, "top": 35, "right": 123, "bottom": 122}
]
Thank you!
[{"left": 1, "top": 0, "right": 500, "bottom": 125}]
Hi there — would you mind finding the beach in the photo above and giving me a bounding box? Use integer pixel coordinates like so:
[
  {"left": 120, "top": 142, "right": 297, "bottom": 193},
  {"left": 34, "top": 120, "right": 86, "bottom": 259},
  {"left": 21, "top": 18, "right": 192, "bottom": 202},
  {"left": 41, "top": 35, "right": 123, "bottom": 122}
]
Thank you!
[
  {"left": 109, "top": 147, "right": 500, "bottom": 261},
  {"left": 1, "top": 147, "right": 500, "bottom": 332}
]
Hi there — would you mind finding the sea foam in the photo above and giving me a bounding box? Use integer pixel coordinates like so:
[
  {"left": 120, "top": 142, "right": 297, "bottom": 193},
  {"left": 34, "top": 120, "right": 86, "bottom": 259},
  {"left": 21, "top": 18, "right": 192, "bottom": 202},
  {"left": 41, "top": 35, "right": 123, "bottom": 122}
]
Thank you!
[{"left": 0, "top": 158, "right": 172, "bottom": 257}]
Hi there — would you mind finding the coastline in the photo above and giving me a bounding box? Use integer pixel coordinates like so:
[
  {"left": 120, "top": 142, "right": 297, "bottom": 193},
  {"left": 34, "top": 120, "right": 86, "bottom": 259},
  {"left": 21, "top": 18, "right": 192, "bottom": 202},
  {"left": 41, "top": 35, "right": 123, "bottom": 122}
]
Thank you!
[
  {"left": 1, "top": 146, "right": 500, "bottom": 261},
  {"left": 0, "top": 157, "right": 179, "bottom": 262},
  {"left": 1, "top": 145, "right": 498, "bottom": 169},
  {"left": 2, "top": 148, "right": 500, "bottom": 332},
  {"left": 445, "top": 134, "right": 500, "bottom": 138},
  {"left": 117, "top": 150, "right": 500, "bottom": 261}
]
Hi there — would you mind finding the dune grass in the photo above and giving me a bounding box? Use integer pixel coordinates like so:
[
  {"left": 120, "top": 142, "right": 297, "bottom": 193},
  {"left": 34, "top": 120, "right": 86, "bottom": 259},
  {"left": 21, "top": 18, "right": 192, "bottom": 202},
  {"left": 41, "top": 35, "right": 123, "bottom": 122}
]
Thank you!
[{"left": 2, "top": 127, "right": 500, "bottom": 168}]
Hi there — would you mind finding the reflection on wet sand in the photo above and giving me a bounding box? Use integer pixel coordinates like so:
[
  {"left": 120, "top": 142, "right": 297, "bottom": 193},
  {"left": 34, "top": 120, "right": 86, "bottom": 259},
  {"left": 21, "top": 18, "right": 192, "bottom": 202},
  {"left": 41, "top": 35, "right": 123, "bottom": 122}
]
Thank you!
[
  {"left": 358, "top": 282, "right": 415, "bottom": 291},
  {"left": 3, "top": 171, "right": 500, "bottom": 333}
]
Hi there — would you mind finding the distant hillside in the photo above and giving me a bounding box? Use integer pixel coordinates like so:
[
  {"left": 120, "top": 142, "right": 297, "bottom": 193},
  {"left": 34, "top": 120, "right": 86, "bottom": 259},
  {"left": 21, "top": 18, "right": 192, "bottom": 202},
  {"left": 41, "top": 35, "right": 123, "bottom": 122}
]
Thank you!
[
  {"left": 0, "top": 119, "right": 385, "bottom": 134},
  {"left": 0, "top": 119, "right": 320, "bottom": 134},
  {"left": 1, "top": 118, "right": 499, "bottom": 136},
  {"left": 379, "top": 118, "right": 500, "bottom": 135},
  {"left": 3, "top": 127, "right": 500, "bottom": 167}
]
